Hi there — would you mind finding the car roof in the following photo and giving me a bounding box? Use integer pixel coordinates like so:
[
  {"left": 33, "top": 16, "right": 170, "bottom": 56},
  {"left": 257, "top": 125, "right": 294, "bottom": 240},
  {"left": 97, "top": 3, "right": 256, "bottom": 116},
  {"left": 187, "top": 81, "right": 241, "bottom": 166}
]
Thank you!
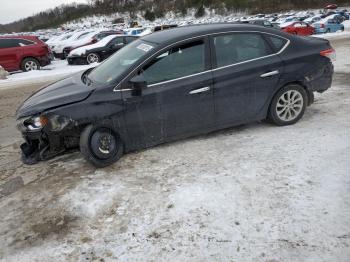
[
  {"left": 0, "top": 35, "right": 42, "bottom": 44},
  {"left": 141, "top": 23, "right": 285, "bottom": 45}
]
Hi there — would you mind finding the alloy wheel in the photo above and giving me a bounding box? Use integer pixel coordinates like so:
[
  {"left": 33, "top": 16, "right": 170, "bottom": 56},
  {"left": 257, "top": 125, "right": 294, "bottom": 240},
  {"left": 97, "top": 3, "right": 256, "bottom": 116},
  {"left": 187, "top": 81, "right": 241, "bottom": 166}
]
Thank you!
[
  {"left": 276, "top": 90, "right": 304, "bottom": 121},
  {"left": 25, "top": 61, "right": 39, "bottom": 71},
  {"left": 87, "top": 53, "right": 99, "bottom": 64}
]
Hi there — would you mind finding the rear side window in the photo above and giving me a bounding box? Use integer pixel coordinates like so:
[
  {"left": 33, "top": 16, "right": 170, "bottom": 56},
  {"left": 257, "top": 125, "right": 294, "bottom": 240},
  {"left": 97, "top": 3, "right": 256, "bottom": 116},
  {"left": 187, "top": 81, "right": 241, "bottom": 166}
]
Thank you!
[
  {"left": 213, "top": 33, "right": 273, "bottom": 68},
  {"left": 143, "top": 40, "right": 205, "bottom": 85},
  {"left": 17, "top": 39, "right": 35, "bottom": 46},
  {"left": 266, "top": 35, "right": 288, "bottom": 52}
]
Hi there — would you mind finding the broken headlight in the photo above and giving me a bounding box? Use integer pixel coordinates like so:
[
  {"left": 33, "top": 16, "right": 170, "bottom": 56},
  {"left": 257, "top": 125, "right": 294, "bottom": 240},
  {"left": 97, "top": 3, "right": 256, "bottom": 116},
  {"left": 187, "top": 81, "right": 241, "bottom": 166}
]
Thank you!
[
  {"left": 17, "top": 114, "right": 71, "bottom": 132},
  {"left": 18, "top": 115, "right": 49, "bottom": 131}
]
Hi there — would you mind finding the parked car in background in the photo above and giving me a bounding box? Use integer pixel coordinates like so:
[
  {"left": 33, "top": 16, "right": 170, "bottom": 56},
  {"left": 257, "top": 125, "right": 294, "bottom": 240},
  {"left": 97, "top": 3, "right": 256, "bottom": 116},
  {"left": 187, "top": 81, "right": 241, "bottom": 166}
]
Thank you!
[
  {"left": 248, "top": 19, "right": 273, "bottom": 28},
  {"left": 46, "top": 32, "right": 73, "bottom": 54},
  {"left": 16, "top": 24, "right": 334, "bottom": 167},
  {"left": 0, "top": 36, "right": 50, "bottom": 72},
  {"left": 313, "top": 15, "right": 345, "bottom": 33},
  {"left": 137, "top": 24, "right": 178, "bottom": 36},
  {"left": 63, "top": 30, "right": 123, "bottom": 58},
  {"left": 304, "top": 15, "right": 322, "bottom": 24},
  {"left": 51, "top": 30, "right": 94, "bottom": 59},
  {"left": 281, "top": 21, "right": 315, "bottom": 36},
  {"left": 67, "top": 35, "right": 138, "bottom": 65},
  {"left": 336, "top": 10, "right": 350, "bottom": 20},
  {"left": 124, "top": 27, "right": 147, "bottom": 36},
  {"left": 93, "top": 30, "right": 124, "bottom": 41},
  {"left": 324, "top": 4, "right": 338, "bottom": 10}
]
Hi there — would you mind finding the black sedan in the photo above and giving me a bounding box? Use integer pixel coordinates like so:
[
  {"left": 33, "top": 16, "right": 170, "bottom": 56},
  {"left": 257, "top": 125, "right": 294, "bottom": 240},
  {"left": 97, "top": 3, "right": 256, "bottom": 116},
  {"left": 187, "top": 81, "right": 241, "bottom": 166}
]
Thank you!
[
  {"left": 67, "top": 35, "right": 138, "bottom": 65},
  {"left": 16, "top": 23, "right": 334, "bottom": 167}
]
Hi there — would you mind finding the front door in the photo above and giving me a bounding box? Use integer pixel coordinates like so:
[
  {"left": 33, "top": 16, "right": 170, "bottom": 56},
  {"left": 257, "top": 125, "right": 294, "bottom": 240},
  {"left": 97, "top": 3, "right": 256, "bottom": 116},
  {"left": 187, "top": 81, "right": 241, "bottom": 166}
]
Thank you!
[
  {"left": 122, "top": 37, "right": 214, "bottom": 148},
  {"left": 0, "top": 39, "right": 21, "bottom": 71},
  {"left": 211, "top": 32, "right": 285, "bottom": 127}
]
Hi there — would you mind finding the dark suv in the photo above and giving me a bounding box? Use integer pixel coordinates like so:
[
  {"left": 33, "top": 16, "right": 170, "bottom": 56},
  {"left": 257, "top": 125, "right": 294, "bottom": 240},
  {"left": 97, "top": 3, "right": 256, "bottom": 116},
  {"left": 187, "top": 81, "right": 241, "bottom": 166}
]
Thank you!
[
  {"left": 16, "top": 24, "right": 334, "bottom": 167},
  {"left": 0, "top": 36, "right": 51, "bottom": 72}
]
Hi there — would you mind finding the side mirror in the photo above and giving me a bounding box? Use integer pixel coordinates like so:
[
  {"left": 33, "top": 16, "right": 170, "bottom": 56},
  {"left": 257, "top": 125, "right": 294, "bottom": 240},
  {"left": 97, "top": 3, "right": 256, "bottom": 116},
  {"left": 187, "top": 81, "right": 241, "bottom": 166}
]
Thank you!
[{"left": 130, "top": 74, "right": 147, "bottom": 96}]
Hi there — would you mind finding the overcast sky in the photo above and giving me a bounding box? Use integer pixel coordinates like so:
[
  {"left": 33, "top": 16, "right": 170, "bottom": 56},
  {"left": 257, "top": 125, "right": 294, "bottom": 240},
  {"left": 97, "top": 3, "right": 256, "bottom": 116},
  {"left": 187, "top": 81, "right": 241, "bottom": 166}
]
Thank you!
[{"left": 0, "top": 0, "right": 87, "bottom": 24}]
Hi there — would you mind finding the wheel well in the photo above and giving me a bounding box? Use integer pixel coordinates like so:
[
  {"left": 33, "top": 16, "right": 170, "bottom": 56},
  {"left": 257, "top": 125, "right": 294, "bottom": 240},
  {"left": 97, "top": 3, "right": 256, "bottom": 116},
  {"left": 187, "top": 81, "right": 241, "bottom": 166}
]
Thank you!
[
  {"left": 268, "top": 81, "right": 313, "bottom": 115},
  {"left": 21, "top": 57, "right": 40, "bottom": 67},
  {"left": 283, "top": 81, "right": 313, "bottom": 105},
  {"left": 80, "top": 123, "right": 125, "bottom": 152}
]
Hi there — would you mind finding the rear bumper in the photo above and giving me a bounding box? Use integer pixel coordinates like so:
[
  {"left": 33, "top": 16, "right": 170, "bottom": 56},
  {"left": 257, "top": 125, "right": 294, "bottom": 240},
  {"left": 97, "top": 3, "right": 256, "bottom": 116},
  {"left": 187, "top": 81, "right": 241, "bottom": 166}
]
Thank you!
[
  {"left": 307, "top": 60, "right": 333, "bottom": 93},
  {"left": 37, "top": 55, "right": 51, "bottom": 67}
]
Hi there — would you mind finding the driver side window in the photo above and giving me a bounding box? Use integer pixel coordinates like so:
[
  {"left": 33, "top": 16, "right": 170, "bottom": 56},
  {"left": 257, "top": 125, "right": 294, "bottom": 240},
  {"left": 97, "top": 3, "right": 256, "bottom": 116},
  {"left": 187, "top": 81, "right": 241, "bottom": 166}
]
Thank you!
[
  {"left": 110, "top": 37, "right": 124, "bottom": 46},
  {"left": 142, "top": 40, "right": 205, "bottom": 85}
]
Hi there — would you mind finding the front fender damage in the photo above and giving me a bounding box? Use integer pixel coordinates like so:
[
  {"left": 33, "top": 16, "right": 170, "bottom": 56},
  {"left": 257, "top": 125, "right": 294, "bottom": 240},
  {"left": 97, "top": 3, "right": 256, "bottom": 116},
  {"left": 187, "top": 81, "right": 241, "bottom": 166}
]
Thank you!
[{"left": 20, "top": 118, "right": 81, "bottom": 165}]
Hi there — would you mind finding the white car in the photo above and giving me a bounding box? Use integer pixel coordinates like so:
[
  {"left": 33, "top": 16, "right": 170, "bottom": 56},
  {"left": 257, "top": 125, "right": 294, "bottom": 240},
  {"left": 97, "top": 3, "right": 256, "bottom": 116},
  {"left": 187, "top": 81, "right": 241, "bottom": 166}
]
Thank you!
[
  {"left": 51, "top": 30, "right": 95, "bottom": 59},
  {"left": 304, "top": 15, "right": 322, "bottom": 24},
  {"left": 47, "top": 32, "right": 74, "bottom": 50}
]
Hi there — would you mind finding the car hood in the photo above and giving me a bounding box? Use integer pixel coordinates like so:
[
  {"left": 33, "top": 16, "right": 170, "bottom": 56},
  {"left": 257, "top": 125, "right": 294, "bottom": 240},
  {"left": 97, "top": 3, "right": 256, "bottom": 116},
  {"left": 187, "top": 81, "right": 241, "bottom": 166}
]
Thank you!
[{"left": 16, "top": 72, "right": 95, "bottom": 119}]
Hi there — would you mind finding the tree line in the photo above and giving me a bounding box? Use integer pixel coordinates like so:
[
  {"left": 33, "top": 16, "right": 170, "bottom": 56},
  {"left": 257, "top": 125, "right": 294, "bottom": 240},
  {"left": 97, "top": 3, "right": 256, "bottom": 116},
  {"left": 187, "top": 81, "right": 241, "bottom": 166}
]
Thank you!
[{"left": 1, "top": 0, "right": 349, "bottom": 33}]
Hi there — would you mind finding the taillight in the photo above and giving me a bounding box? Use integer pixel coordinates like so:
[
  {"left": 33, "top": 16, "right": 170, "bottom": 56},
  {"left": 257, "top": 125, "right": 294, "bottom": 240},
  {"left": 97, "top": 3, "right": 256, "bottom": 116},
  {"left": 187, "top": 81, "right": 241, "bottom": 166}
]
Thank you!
[{"left": 320, "top": 48, "right": 336, "bottom": 61}]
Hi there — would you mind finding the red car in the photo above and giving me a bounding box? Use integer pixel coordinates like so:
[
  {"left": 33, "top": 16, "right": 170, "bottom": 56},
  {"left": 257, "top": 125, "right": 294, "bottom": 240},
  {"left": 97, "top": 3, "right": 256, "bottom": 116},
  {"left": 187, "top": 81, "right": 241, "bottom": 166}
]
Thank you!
[
  {"left": 325, "top": 4, "right": 338, "bottom": 10},
  {"left": 0, "top": 36, "right": 51, "bottom": 72},
  {"left": 281, "top": 22, "right": 315, "bottom": 36}
]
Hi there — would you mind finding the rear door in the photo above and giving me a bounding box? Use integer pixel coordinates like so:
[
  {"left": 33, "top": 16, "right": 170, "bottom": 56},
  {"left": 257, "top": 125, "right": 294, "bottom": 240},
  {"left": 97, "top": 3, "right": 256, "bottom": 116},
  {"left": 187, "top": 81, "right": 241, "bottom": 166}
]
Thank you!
[{"left": 211, "top": 32, "right": 285, "bottom": 127}]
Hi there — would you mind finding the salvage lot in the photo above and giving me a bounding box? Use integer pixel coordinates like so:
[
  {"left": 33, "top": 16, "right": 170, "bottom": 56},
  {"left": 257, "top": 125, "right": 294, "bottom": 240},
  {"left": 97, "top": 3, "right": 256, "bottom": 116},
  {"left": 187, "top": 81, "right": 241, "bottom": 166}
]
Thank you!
[{"left": 0, "top": 38, "right": 349, "bottom": 261}]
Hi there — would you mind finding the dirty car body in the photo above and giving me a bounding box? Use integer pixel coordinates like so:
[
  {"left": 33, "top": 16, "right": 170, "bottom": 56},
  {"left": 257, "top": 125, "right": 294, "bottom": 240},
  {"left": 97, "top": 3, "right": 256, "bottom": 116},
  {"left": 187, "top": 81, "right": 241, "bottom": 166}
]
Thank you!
[{"left": 16, "top": 24, "right": 334, "bottom": 167}]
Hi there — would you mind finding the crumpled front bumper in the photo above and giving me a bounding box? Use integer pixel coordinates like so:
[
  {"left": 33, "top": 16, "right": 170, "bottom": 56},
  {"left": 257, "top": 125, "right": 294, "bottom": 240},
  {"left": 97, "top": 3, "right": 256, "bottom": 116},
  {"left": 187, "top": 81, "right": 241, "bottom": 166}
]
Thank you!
[{"left": 20, "top": 129, "right": 65, "bottom": 165}]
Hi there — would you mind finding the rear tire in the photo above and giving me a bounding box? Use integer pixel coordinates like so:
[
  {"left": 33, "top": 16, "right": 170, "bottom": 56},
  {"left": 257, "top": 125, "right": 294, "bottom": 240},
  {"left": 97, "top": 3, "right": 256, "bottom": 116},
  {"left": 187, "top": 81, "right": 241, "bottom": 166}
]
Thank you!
[
  {"left": 21, "top": 58, "right": 40, "bottom": 72},
  {"left": 268, "top": 84, "right": 308, "bottom": 126},
  {"left": 80, "top": 125, "right": 123, "bottom": 168}
]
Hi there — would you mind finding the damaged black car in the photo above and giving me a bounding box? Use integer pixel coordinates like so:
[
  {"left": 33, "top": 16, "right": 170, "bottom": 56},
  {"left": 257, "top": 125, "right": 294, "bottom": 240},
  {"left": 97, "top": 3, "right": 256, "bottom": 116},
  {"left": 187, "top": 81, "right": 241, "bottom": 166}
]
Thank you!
[{"left": 16, "top": 23, "right": 334, "bottom": 167}]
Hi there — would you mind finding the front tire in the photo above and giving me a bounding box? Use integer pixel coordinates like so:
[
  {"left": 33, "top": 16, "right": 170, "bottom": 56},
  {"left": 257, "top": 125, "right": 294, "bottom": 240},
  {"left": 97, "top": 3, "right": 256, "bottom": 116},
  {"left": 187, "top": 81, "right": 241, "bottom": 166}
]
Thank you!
[
  {"left": 268, "top": 84, "right": 307, "bottom": 126},
  {"left": 21, "top": 58, "right": 40, "bottom": 72},
  {"left": 80, "top": 125, "right": 123, "bottom": 168},
  {"left": 86, "top": 53, "right": 100, "bottom": 64}
]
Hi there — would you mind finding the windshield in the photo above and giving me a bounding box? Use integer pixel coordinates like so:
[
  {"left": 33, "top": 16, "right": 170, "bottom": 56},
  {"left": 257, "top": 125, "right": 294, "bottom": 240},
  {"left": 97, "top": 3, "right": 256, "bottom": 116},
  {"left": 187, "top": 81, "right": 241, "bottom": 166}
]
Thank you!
[
  {"left": 77, "top": 32, "right": 91, "bottom": 39},
  {"left": 88, "top": 40, "right": 156, "bottom": 84}
]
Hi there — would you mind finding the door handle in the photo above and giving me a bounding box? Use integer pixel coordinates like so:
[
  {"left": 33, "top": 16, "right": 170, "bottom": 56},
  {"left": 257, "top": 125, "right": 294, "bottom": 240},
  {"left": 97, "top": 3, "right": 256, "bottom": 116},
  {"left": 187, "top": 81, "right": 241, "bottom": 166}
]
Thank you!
[
  {"left": 260, "top": 70, "right": 279, "bottom": 78},
  {"left": 189, "top": 86, "right": 211, "bottom": 95}
]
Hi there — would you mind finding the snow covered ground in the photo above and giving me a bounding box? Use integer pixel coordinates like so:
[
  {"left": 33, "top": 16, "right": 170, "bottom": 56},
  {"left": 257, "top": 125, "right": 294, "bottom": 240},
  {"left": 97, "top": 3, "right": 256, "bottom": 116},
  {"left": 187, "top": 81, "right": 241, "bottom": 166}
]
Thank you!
[
  {"left": 0, "top": 72, "right": 349, "bottom": 261},
  {"left": 0, "top": 60, "right": 97, "bottom": 90}
]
